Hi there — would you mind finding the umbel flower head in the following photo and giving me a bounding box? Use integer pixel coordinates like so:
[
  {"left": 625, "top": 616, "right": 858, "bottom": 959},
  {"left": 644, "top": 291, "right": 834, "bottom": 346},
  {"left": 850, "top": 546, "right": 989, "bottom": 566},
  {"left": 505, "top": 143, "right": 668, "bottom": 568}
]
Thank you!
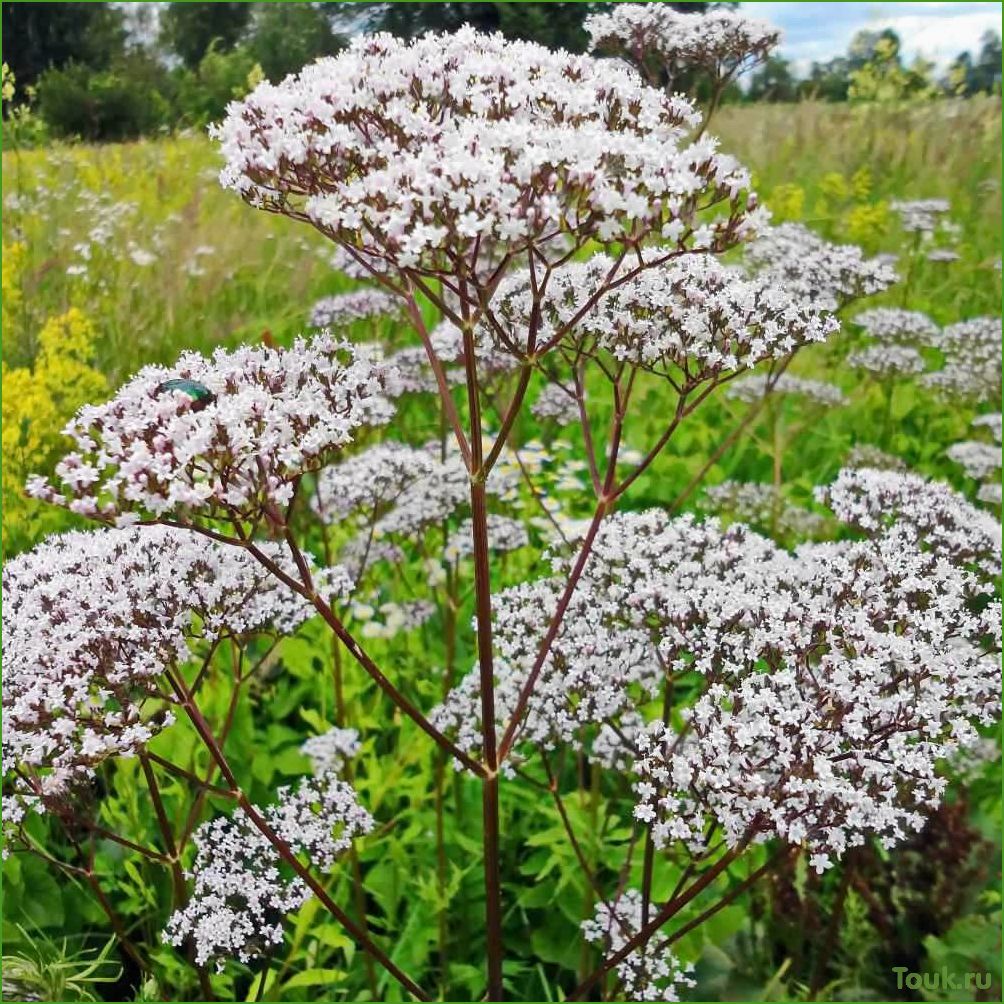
[
  {"left": 923, "top": 316, "right": 1002, "bottom": 404},
  {"left": 724, "top": 373, "right": 847, "bottom": 408},
  {"left": 437, "top": 480, "right": 1000, "bottom": 867},
  {"left": 820, "top": 466, "right": 1002, "bottom": 578},
  {"left": 432, "top": 513, "right": 774, "bottom": 764},
  {"left": 212, "top": 28, "right": 760, "bottom": 279},
  {"left": 2, "top": 527, "right": 319, "bottom": 831},
  {"left": 586, "top": 4, "right": 779, "bottom": 86},
  {"left": 632, "top": 503, "right": 1000, "bottom": 870},
  {"left": 315, "top": 439, "right": 518, "bottom": 543},
  {"left": 744, "top": 223, "right": 898, "bottom": 313},
  {"left": 308, "top": 290, "right": 404, "bottom": 330},
  {"left": 164, "top": 772, "right": 373, "bottom": 970},
  {"left": 847, "top": 344, "right": 926, "bottom": 380},
  {"left": 851, "top": 307, "right": 940, "bottom": 345},
  {"left": 582, "top": 889, "right": 696, "bottom": 1002},
  {"left": 488, "top": 252, "right": 838, "bottom": 374},
  {"left": 29, "top": 334, "right": 398, "bottom": 526}
]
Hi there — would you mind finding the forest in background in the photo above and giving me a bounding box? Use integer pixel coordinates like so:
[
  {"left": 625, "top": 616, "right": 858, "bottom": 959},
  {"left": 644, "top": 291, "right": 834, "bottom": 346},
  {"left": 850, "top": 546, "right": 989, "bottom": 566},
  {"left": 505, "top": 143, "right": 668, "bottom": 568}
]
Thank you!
[{"left": 2, "top": 1, "right": 1002, "bottom": 143}]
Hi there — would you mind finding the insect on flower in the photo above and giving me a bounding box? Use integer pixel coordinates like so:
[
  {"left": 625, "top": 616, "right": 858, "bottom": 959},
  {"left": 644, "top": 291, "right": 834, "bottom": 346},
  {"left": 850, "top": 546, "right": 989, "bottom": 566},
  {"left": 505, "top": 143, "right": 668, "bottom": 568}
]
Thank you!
[{"left": 155, "top": 377, "right": 216, "bottom": 411}]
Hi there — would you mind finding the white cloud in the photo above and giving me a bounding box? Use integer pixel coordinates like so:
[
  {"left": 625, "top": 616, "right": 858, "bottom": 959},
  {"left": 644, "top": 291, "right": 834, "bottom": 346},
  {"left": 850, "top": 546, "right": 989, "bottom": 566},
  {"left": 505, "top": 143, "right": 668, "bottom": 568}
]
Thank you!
[{"left": 746, "top": 1, "right": 1002, "bottom": 71}]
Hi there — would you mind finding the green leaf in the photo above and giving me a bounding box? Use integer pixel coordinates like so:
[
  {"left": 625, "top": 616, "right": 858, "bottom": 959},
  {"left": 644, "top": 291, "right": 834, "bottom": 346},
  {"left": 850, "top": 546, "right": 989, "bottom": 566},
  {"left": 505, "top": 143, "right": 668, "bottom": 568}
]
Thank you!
[{"left": 281, "top": 967, "right": 346, "bottom": 990}]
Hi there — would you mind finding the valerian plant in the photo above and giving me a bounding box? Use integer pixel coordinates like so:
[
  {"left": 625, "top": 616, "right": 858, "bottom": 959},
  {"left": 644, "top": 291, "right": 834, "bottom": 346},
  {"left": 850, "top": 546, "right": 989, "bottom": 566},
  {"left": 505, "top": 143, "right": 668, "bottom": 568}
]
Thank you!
[{"left": 5, "top": 17, "right": 1002, "bottom": 1004}]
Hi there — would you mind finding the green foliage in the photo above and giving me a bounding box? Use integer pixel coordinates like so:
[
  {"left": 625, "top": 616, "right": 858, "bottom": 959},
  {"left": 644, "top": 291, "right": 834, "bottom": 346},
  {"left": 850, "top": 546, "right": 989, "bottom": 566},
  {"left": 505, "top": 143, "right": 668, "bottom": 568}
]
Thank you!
[
  {"left": 172, "top": 43, "right": 261, "bottom": 126},
  {"left": 0, "top": 2, "right": 126, "bottom": 90},
  {"left": 247, "top": 3, "right": 345, "bottom": 82},
  {"left": 36, "top": 54, "right": 172, "bottom": 142},
  {"left": 159, "top": 1, "right": 252, "bottom": 69},
  {"left": 847, "top": 36, "right": 937, "bottom": 104},
  {"left": 1, "top": 928, "right": 121, "bottom": 1002}
]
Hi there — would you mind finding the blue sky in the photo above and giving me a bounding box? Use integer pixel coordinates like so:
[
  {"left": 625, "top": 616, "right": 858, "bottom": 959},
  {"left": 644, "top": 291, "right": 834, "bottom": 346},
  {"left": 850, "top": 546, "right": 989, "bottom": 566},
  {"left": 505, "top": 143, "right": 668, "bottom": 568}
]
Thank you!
[{"left": 742, "top": 2, "right": 1003, "bottom": 71}]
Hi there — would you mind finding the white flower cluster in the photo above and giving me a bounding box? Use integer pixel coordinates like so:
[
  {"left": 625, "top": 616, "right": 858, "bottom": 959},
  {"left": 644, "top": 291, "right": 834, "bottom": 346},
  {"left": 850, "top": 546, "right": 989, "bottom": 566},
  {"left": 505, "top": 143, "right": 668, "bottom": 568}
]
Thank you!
[
  {"left": 29, "top": 335, "right": 398, "bottom": 524},
  {"left": 492, "top": 253, "right": 837, "bottom": 376},
  {"left": 300, "top": 727, "right": 361, "bottom": 776},
  {"left": 973, "top": 411, "right": 1004, "bottom": 443},
  {"left": 308, "top": 290, "right": 403, "bottom": 329},
  {"left": 744, "top": 223, "right": 898, "bottom": 313},
  {"left": 725, "top": 373, "right": 847, "bottom": 408},
  {"left": 851, "top": 308, "right": 940, "bottom": 345},
  {"left": 847, "top": 344, "right": 925, "bottom": 379},
  {"left": 531, "top": 383, "right": 580, "bottom": 426},
  {"left": 315, "top": 440, "right": 519, "bottom": 576},
  {"left": 844, "top": 444, "right": 908, "bottom": 472},
  {"left": 819, "top": 466, "right": 1001, "bottom": 579},
  {"left": 362, "top": 321, "right": 520, "bottom": 397},
  {"left": 352, "top": 599, "right": 437, "bottom": 640},
  {"left": 704, "top": 480, "right": 827, "bottom": 538},
  {"left": 947, "top": 441, "right": 1002, "bottom": 481},
  {"left": 432, "top": 513, "right": 769, "bottom": 762},
  {"left": 633, "top": 506, "right": 1000, "bottom": 868},
  {"left": 923, "top": 317, "right": 1002, "bottom": 403},
  {"left": 2, "top": 527, "right": 314, "bottom": 828},
  {"left": 163, "top": 773, "right": 373, "bottom": 969},
  {"left": 946, "top": 413, "right": 1003, "bottom": 506},
  {"left": 586, "top": 4, "right": 779, "bottom": 84},
  {"left": 891, "top": 198, "right": 951, "bottom": 234},
  {"left": 582, "top": 890, "right": 697, "bottom": 1002},
  {"left": 927, "top": 248, "right": 960, "bottom": 263},
  {"left": 213, "top": 28, "right": 758, "bottom": 274},
  {"left": 437, "top": 475, "right": 999, "bottom": 869}
]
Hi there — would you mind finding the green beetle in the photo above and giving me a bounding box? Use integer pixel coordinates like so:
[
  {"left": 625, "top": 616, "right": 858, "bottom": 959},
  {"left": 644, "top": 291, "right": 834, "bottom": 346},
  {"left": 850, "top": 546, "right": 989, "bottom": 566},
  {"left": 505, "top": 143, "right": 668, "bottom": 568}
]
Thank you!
[{"left": 155, "top": 378, "right": 216, "bottom": 412}]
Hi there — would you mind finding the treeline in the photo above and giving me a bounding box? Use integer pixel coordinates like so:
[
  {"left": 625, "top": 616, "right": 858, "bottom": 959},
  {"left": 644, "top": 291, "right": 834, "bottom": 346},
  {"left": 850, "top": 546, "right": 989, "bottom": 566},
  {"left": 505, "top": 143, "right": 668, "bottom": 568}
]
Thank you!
[
  {"left": 2, "top": 2, "right": 1001, "bottom": 144},
  {"left": 750, "top": 27, "right": 1002, "bottom": 103}
]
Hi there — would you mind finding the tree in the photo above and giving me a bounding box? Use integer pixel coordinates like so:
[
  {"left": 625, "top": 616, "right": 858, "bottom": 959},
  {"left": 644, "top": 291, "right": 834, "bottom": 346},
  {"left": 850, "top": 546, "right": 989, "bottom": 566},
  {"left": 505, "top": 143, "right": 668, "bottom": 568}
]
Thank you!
[
  {"left": 1, "top": 2, "right": 126, "bottom": 91},
  {"left": 247, "top": 3, "right": 345, "bottom": 81},
  {"left": 160, "top": 2, "right": 251, "bottom": 69},
  {"left": 747, "top": 55, "right": 797, "bottom": 102},
  {"left": 802, "top": 56, "right": 852, "bottom": 101},
  {"left": 847, "top": 32, "right": 936, "bottom": 103},
  {"left": 974, "top": 30, "right": 1002, "bottom": 93}
]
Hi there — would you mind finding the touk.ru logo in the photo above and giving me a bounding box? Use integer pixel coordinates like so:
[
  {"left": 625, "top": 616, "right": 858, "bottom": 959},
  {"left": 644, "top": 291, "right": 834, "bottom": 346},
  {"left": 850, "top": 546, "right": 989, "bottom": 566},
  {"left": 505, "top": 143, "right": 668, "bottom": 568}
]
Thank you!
[{"left": 892, "top": 966, "right": 993, "bottom": 993}]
